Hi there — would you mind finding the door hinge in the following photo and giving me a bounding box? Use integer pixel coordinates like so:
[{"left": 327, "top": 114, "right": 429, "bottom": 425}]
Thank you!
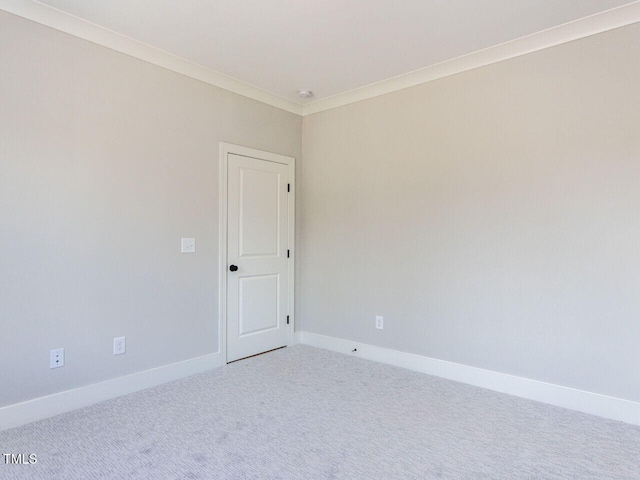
[
  {"left": 287, "top": 183, "right": 290, "bottom": 192},
  {"left": 287, "top": 249, "right": 290, "bottom": 258},
  {"left": 287, "top": 315, "right": 290, "bottom": 325}
]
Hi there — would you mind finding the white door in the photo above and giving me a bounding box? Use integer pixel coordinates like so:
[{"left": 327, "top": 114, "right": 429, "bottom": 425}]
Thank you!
[{"left": 226, "top": 153, "right": 290, "bottom": 362}]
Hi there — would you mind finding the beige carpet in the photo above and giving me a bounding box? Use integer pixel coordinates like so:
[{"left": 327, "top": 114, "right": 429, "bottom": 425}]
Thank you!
[{"left": 1, "top": 345, "right": 639, "bottom": 479}]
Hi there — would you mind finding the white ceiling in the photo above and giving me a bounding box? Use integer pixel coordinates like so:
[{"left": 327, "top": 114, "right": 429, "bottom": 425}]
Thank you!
[{"left": 13, "top": 0, "right": 640, "bottom": 111}]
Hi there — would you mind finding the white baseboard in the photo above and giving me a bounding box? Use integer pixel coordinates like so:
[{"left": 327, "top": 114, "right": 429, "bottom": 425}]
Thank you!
[
  {"left": 4, "top": 336, "right": 638, "bottom": 431},
  {"left": 291, "top": 331, "right": 303, "bottom": 345},
  {"left": 297, "top": 331, "right": 640, "bottom": 426},
  {"left": 0, "top": 352, "right": 223, "bottom": 432}
]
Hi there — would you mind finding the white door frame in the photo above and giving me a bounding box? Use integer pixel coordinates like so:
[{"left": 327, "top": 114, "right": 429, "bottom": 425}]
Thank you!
[{"left": 218, "top": 142, "right": 295, "bottom": 363}]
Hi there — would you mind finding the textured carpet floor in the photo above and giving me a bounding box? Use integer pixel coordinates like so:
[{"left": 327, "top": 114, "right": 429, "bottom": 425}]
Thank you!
[{"left": 1, "top": 345, "right": 639, "bottom": 479}]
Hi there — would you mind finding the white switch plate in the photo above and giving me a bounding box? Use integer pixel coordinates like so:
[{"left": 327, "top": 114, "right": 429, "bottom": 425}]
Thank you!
[
  {"left": 376, "top": 316, "right": 384, "bottom": 330},
  {"left": 181, "top": 238, "right": 196, "bottom": 253},
  {"left": 113, "top": 337, "right": 126, "bottom": 355},
  {"left": 50, "top": 348, "right": 65, "bottom": 369}
]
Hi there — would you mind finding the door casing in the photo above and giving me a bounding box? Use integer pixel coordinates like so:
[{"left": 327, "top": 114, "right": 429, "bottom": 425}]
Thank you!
[{"left": 218, "top": 142, "right": 295, "bottom": 363}]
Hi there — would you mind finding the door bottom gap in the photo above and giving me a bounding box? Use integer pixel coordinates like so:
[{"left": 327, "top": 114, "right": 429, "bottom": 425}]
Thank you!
[{"left": 227, "top": 345, "right": 286, "bottom": 364}]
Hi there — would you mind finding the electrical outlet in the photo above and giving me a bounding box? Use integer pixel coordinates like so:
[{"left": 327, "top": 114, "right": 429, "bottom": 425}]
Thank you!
[
  {"left": 50, "top": 348, "right": 65, "bottom": 369},
  {"left": 376, "top": 315, "right": 383, "bottom": 329},
  {"left": 113, "top": 337, "right": 126, "bottom": 355}
]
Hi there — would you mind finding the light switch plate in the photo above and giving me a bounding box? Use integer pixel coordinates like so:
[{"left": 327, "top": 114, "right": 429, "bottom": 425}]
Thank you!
[{"left": 181, "top": 238, "right": 196, "bottom": 253}]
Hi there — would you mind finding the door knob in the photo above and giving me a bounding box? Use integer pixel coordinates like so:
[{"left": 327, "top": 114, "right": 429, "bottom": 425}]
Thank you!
[{"left": 229, "top": 265, "right": 238, "bottom": 272}]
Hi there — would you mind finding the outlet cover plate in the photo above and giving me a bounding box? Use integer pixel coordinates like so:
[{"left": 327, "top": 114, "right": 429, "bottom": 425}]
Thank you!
[
  {"left": 50, "top": 348, "right": 65, "bottom": 368},
  {"left": 113, "top": 336, "right": 126, "bottom": 355},
  {"left": 376, "top": 316, "right": 384, "bottom": 329}
]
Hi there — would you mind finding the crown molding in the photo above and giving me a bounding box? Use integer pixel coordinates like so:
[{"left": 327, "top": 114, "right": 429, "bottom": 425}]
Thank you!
[
  {"left": 302, "top": 1, "right": 640, "bottom": 116},
  {"left": 0, "top": 0, "right": 303, "bottom": 116},
  {"left": 2, "top": 1, "right": 639, "bottom": 118}
]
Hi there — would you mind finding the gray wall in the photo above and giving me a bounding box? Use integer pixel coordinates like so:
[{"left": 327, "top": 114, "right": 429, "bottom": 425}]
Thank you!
[
  {"left": 0, "top": 11, "right": 301, "bottom": 407},
  {"left": 300, "top": 23, "right": 640, "bottom": 402},
  {"left": 3, "top": 8, "right": 639, "bottom": 410}
]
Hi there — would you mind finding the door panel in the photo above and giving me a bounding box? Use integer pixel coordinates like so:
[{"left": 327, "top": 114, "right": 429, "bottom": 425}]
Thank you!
[
  {"left": 239, "top": 168, "right": 280, "bottom": 257},
  {"left": 239, "top": 274, "right": 279, "bottom": 336},
  {"left": 227, "top": 153, "right": 289, "bottom": 362}
]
